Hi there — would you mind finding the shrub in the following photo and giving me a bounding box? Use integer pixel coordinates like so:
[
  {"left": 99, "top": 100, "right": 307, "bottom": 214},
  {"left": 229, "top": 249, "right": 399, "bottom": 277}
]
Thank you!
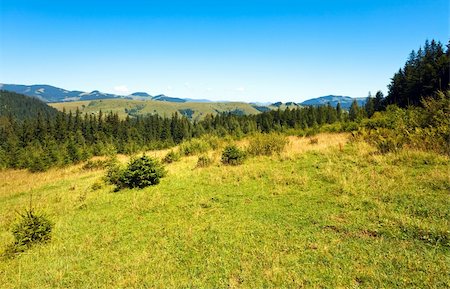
[
  {"left": 372, "top": 130, "right": 405, "bottom": 154},
  {"left": 420, "top": 92, "right": 450, "bottom": 155},
  {"left": 163, "top": 150, "right": 180, "bottom": 164},
  {"left": 105, "top": 159, "right": 124, "bottom": 187},
  {"left": 356, "top": 96, "right": 450, "bottom": 154},
  {"left": 200, "top": 134, "right": 221, "bottom": 150},
  {"left": 247, "top": 133, "right": 288, "bottom": 156},
  {"left": 342, "top": 121, "right": 361, "bottom": 132},
  {"left": 321, "top": 122, "right": 343, "bottom": 133},
  {"left": 82, "top": 159, "right": 109, "bottom": 170},
  {"left": 357, "top": 127, "right": 405, "bottom": 154},
  {"left": 221, "top": 145, "right": 246, "bottom": 166},
  {"left": 106, "top": 155, "right": 166, "bottom": 190},
  {"left": 11, "top": 209, "right": 52, "bottom": 249},
  {"left": 196, "top": 155, "right": 212, "bottom": 168},
  {"left": 179, "top": 139, "right": 210, "bottom": 156}
]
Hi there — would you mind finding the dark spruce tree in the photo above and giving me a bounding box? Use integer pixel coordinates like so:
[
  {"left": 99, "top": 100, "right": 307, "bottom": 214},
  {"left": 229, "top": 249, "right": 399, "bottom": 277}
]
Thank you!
[
  {"left": 349, "top": 100, "right": 359, "bottom": 121},
  {"left": 374, "top": 91, "right": 384, "bottom": 112},
  {"left": 365, "top": 92, "right": 375, "bottom": 118},
  {"left": 385, "top": 39, "right": 449, "bottom": 107}
]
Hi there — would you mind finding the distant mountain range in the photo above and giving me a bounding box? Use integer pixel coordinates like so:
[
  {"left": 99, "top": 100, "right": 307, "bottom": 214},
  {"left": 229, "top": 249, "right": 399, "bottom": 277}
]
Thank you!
[
  {"left": 300, "top": 95, "right": 367, "bottom": 109},
  {"left": 0, "top": 83, "right": 365, "bottom": 109}
]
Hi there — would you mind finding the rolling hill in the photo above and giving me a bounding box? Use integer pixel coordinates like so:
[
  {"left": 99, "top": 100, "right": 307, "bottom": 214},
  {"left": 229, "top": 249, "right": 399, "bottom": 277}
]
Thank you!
[
  {"left": 49, "top": 99, "right": 264, "bottom": 121},
  {"left": 0, "top": 88, "right": 301, "bottom": 121},
  {"left": 49, "top": 97, "right": 306, "bottom": 121}
]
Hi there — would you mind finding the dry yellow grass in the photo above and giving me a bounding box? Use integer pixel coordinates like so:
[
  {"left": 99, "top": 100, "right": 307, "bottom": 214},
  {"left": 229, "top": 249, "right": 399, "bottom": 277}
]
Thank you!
[
  {"left": 285, "top": 133, "right": 349, "bottom": 156},
  {"left": 0, "top": 164, "right": 89, "bottom": 198},
  {"left": 235, "top": 133, "right": 350, "bottom": 157}
]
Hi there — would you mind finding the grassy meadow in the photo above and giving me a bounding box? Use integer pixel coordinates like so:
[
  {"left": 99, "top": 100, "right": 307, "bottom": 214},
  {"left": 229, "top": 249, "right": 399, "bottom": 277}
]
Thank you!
[{"left": 0, "top": 133, "right": 449, "bottom": 288}]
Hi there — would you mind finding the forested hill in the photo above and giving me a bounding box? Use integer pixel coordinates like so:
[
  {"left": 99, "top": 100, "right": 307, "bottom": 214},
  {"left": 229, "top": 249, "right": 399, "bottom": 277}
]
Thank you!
[{"left": 0, "top": 90, "right": 59, "bottom": 121}]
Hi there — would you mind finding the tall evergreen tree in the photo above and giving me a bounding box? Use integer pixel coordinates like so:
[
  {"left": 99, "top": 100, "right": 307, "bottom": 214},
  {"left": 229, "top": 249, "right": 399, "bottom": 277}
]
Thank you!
[
  {"left": 349, "top": 100, "right": 359, "bottom": 121},
  {"left": 385, "top": 39, "right": 449, "bottom": 107},
  {"left": 365, "top": 92, "right": 375, "bottom": 118},
  {"left": 336, "top": 103, "right": 342, "bottom": 121},
  {"left": 374, "top": 91, "right": 384, "bottom": 111}
]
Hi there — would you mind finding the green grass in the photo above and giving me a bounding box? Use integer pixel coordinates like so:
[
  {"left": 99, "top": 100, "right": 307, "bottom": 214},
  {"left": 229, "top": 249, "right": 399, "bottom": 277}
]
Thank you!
[
  {"left": 49, "top": 99, "right": 263, "bottom": 121},
  {"left": 0, "top": 135, "right": 449, "bottom": 288}
]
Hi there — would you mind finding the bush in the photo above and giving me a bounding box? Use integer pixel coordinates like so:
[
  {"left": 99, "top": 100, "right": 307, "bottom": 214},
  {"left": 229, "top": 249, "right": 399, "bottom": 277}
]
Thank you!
[
  {"left": 419, "top": 92, "right": 450, "bottom": 155},
  {"left": 355, "top": 127, "right": 405, "bottom": 154},
  {"left": 221, "top": 145, "right": 246, "bottom": 166},
  {"left": 11, "top": 209, "right": 52, "bottom": 249},
  {"left": 371, "top": 128, "right": 405, "bottom": 154},
  {"left": 105, "top": 159, "right": 124, "bottom": 187},
  {"left": 82, "top": 159, "right": 109, "bottom": 170},
  {"left": 179, "top": 139, "right": 210, "bottom": 156},
  {"left": 247, "top": 133, "right": 288, "bottom": 156},
  {"left": 341, "top": 121, "right": 360, "bottom": 132},
  {"left": 106, "top": 155, "right": 166, "bottom": 190},
  {"left": 162, "top": 150, "right": 180, "bottom": 164},
  {"left": 357, "top": 92, "right": 450, "bottom": 155},
  {"left": 200, "top": 134, "right": 221, "bottom": 150},
  {"left": 196, "top": 155, "right": 212, "bottom": 168}
]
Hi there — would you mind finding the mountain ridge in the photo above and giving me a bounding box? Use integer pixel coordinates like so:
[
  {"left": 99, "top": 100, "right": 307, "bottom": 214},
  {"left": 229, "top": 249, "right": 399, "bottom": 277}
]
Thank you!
[
  {"left": 300, "top": 95, "right": 367, "bottom": 109},
  {"left": 0, "top": 83, "right": 366, "bottom": 109}
]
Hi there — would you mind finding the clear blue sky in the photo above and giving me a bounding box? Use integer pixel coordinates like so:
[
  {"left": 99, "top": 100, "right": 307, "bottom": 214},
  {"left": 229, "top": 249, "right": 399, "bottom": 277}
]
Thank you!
[{"left": 0, "top": 0, "right": 448, "bottom": 102}]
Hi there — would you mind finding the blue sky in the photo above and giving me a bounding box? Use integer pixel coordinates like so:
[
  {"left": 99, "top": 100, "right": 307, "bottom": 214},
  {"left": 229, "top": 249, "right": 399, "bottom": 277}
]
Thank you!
[{"left": 0, "top": 0, "right": 448, "bottom": 102}]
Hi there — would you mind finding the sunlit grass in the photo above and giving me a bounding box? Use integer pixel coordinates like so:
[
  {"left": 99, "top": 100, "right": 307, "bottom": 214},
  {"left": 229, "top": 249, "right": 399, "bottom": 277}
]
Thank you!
[{"left": 1, "top": 133, "right": 449, "bottom": 288}]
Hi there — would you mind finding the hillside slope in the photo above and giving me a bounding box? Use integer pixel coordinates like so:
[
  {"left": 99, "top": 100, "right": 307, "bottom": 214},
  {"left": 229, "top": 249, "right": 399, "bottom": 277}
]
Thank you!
[
  {"left": 0, "top": 90, "right": 59, "bottom": 121},
  {"left": 50, "top": 99, "right": 263, "bottom": 120}
]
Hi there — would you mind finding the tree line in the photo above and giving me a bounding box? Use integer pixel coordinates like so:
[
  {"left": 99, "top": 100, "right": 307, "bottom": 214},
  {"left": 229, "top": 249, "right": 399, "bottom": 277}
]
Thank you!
[
  {"left": 0, "top": 93, "right": 356, "bottom": 171},
  {"left": 384, "top": 39, "right": 449, "bottom": 107}
]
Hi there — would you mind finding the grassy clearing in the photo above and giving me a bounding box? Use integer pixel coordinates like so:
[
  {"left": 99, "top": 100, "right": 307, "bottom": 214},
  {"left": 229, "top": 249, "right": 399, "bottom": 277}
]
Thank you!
[{"left": 0, "top": 133, "right": 449, "bottom": 288}]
